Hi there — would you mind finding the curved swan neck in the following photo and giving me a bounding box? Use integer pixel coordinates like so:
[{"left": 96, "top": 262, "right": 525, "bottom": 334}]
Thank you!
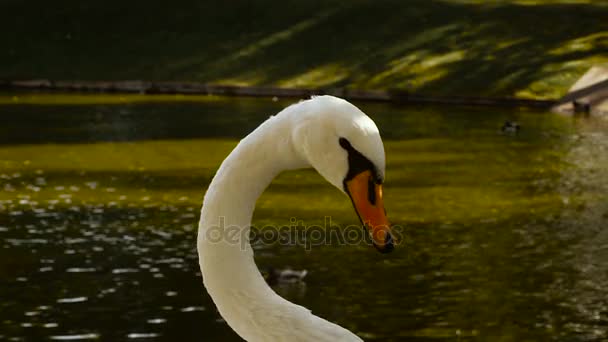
[
  {"left": 198, "top": 115, "right": 300, "bottom": 339},
  {"left": 200, "top": 114, "right": 306, "bottom": 231},
  {"left": 197, "top": 111, "right": 362, "bottom": 341}
]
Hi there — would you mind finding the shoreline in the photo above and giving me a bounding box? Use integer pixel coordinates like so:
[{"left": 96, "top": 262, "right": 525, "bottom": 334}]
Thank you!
[{"left": 0, "top": 79, "right": 556, "bottom": 109}]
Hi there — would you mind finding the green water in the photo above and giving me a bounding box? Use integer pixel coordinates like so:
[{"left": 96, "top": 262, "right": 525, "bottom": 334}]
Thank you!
[{"left": 0, "top": 94, "right": 607, "bottom": 341}]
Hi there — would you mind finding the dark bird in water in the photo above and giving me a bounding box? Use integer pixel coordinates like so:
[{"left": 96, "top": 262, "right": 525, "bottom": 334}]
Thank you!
[
  {"left": 501, "top": 121, "right": 520, "bottom": 134},
  {"left": 265, "top": 267, "right": 308, "bottom": 286}
]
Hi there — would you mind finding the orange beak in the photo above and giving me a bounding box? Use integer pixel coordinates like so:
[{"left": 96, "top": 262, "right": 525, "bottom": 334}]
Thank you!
[{"left": 345, "top": 170, "right": 394, "bottom": 253}]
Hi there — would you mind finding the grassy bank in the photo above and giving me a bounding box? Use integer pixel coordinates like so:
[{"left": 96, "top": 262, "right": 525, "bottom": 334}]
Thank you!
[{"left": 2, "top": 0, "right": 607, "bottom": 99}]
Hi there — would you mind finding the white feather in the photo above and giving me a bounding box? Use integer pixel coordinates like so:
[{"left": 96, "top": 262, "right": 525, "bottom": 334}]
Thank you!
[{"left": 198, "top": 95, "right": 385, "bottom": 341}]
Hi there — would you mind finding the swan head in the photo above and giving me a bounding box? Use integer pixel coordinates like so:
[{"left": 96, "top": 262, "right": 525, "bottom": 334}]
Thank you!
[{"left": 291, "top": 96, "right": 393, "bottom": 253}]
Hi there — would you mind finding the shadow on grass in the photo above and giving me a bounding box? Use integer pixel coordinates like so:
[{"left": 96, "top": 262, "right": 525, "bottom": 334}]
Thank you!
[{"left": 1, "top": 0, "right": 607, "bottom": 98}]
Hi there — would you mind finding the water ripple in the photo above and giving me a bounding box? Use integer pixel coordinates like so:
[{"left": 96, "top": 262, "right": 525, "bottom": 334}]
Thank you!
[
  {"left": 112, "top": 268, "right": 139, "bottom": 274},
  {"left": 127, "top": 333, "right": 159, "bottom": 339},
  {"left": 50, "top": 333, "right": 99, "bottom": 340},
  {"left": 66, "top": 268, "right": 97, "bottom": 273},
  {"left": 57, "top": 297, "right": 88, "bottom": 304},
  {"left": 146, "top": 318, "right": 166, "bottom": 324},
  {"left": 180, "top": 306, "right": 205, "bottom": 312}
]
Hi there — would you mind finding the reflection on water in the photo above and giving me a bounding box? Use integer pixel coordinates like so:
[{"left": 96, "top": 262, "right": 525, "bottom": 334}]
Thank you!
[
  {"left": 550, "top": 116, "right": 608, "bottom": 340},
  {"left": 0, "top": 95, "right": 607, "bottom": 341}
]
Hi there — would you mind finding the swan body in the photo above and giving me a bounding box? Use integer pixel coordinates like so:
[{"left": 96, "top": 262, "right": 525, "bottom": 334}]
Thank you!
[{"left": 198, "top": 96, "right": 391, "bottom": 341}]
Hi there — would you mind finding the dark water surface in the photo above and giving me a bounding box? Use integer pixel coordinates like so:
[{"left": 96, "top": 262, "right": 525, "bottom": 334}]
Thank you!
[{"left": 1, "top": 94, "right": 607, "bottom": 341}]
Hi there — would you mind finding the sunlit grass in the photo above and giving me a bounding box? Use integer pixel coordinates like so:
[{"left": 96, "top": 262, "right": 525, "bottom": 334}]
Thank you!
[
  {"left": 549, "top": 32, "right": 608, "bottom": 56},
  {"left": 2, "top": 1, "right": 607, "bottom": 100},
  {"left": 363, "top": 50, "right": 465, "bottom": 90},
  {"left": 516, "top": 59, "right": 608, "bottom": 99},
  {"left": 278, "top": 63, "right": 350, "bottom": 88}
]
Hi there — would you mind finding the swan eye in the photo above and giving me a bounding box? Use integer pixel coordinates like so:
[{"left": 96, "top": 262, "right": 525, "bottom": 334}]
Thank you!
[
  {"left": 368, "top": 177, "right": 376, "bottom": 205},
  {"left": 339, "top": 137, "right": 351, "bottom": 149},
  {"left": 338, "top": 137, "right": 380, "bottom": 186}
]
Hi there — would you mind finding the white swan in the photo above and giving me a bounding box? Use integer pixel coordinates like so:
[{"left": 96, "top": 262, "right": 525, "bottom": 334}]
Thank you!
[{"left": 198, "top": 95, "right": 393, "bottom": 341}]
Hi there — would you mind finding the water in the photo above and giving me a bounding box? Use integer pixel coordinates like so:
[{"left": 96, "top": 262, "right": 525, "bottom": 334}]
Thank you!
[{"left": 0, "top": 94, "right": 607, "bottom": 341}]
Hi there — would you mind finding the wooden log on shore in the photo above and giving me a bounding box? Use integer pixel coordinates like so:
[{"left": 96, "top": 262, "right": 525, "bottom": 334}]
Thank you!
[{"left": 0, "top": 79, "right": 556, "bottom": 109}]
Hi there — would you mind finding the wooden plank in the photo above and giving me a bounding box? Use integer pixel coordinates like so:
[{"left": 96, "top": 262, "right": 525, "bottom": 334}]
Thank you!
[
  {"left": 554, "top": 78, "right": 608, "bottom": 106},
  {"left": 553, "top": 65, "right": 608, "bottom": 115}
]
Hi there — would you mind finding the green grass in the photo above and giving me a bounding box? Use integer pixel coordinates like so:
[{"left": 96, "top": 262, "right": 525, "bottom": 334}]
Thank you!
[{"left": 2, "top": 0, "right": 607, "bottom": 99}]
